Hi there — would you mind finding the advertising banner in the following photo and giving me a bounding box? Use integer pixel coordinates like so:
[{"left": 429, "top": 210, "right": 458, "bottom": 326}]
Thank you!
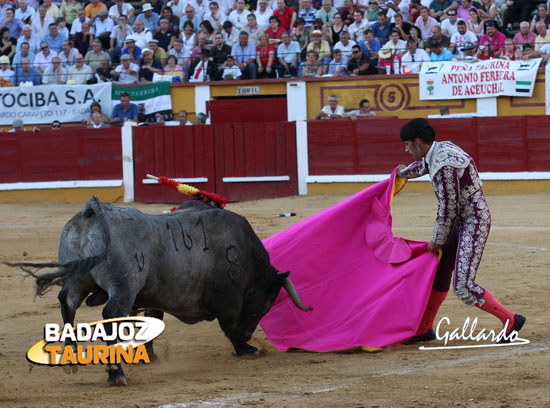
[
  {"left": 0, "top": 82, "right": 112, "bottom": 125},
  {"left": 419, "top": 59, "right": 542, "bottom": 100}
]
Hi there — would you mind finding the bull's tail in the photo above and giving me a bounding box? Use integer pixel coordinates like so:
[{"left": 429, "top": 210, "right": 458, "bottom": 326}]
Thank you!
[{"left": 5, "top": 256, "right": 106, "bottom": 297}]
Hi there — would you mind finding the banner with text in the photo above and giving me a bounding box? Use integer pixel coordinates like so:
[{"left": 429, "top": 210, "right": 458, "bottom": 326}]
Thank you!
[
  {"left": 0, "top": 83, "right": 112, "bottom": 125},
  {"left": 112, "top": 82, "right": 173, "bottom": 122},
  {"left": 419, "top": 59, "right": 542, "bottom": 100}
]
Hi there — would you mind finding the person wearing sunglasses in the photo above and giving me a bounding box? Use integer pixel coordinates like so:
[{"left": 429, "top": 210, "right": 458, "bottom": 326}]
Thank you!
[
  {"left": 428, "top": 0, "right": 457, "bottom": 23},
  {"left": 440, "top": 9, "right": 458, "bottom": 36},
  {"left": 347, "top": 44, "right": 378, "bottom": 75}
]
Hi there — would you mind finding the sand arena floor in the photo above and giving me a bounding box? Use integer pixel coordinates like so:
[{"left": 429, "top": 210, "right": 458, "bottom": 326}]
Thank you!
[{"left": 0, "top": 190, "right": 549, "bottom": 407}]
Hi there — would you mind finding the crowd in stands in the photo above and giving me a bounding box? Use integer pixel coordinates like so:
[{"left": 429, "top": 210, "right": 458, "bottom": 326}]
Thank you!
[{"left": 0, "top": 0, "right": 548, "bottom": 86}]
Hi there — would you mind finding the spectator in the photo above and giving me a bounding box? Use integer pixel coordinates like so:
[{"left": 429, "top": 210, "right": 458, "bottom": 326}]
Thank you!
[
  {"left": 167, "top": 0, "right": 186, "bottom": 19},
  {"left": 306, "top": 29, "right": 331, "bottom": 69},
  {"left": 520, "top": 42, "right": 534, "bottom": 59},
  {"left": 179, "top": 5, "right": 201, "bottom": 32},
  {"left": 154, "top": 17, "right": 175, "bottom": 51},
  {"left": 456, "top": 0, "right": 475, "bottom": 22},
  {"left": 366, "top": 0, "right": 380, "bottom": 23},
  {"left": 209, "top": 31, "right": 231, "bottom": 80},
  {"left": 348, "top": 44, "right": 378, "bottom": 75},
  {"left": 316, "top": 94, "right": 344, "bottom": 119},
  {"left": 277, "top": 31, "right": 300, "bottom": 77},
  {"left": 346, "top": 98, "right": 376, "bottom": 118},
  {"left": 161, "top": 7, "right": 180, "bottom": 35},
  {"left": 121, "top": 37, "right": 142, "bottom": 63},
  {"left": 41, "top": 56, "right": 67, "bottom": 83},
  {"left": 169, "top": 38, "right": 188, "bottom": 77},
  {"left": 466, "top": 9, "right": 484, "bottom": 38},
  {"left": 477, "top": 42, "right": 496, "bottom": 59},
  {"left": 460, "top": 40, "right": 478, "bottom": 61},
  {"left": 429, "top": 0, "right": 457, "bottom": 22},
  {"left": 1, "top": 8, "right": 24, "bottom": 40},
  {"left": 244, "top": 14, "right": 265, "bottom": 45},
  {"left": 85, "top": 39, "right": 110, "bottom": 72},
  {"left": 87, "top": 112, "right": 111, "bottom": 128},
  {"left": 477, "top": 0, "right": 499, "bottom": 25},
  {"left": 95, "top": 55, "right": 113, "bottom": 81},
  {"left": 441, "top": 8, "right": 458, "bottom": 36},
  {"left": 450, "top": 20, "right": 478, "bottom": 57},
  {"left": 190, "top": 33, "right": 211, "bottom": 64},
  {"left": 15, "top": 57, "right": 41, "bottom": 84},
  {"left": 273, "top": 0, "right": 297, "bottom": 32},
  {"left": 534, "top": 20, "right": 550, "bottom": 51},
  {"left": 290, "top": 17, "right": 308, "bottom": 53},
  {"left": 219, "top": 20, "right": 237, "bottom": 47},
  {"left": 316, "top": 0, "right": 338, "bottom": 24},
  {"left": 130, "top": 19, "right": 152, "bottom": 50},
  {"left": 408, "top": 26, "right": 425, "bottom": 51},
  {"left": 298, "top": 0, "right": 316, "bottom": 29},
  {"left": 415, "top": 6, "right": 439, "bottom": 39},
  {"left": 110, "top": 92, "right": 138, "bottom": 124},
  {"left": 189, "top": 0, "right": 209, "bottom": 20},
  {"left": 195, "top": 112, "right": 207, "bottom": 125},
  {"left": 256, "top": 33, "right": 275, "bottom": 78},
  {"left": 32, "top": 5, "right": 55, "bottom": 40},
  {"left": 427, "top": 25, "right": 450, "bottom": 51},
  {"left": 43, "top": 22, "right": 65, "bottom": 54},
  {"left": 43, "top": 0, "right": 61, "bottom": 20},
  {"left": 70, "top": 8, "right": 89, "bottom": 37},
  {"left": 108, "top": 0, "right": 135, "bottom": 24},
  {"left": 85, "top": 0, "right": 107, "bottom": 19},
  {"left": 180, "top": 21, "right": 196, "bottom": 60},
  {"left": 231, "top": 31, "right": 257, "bottom": 79},
  {"left": 189, "top": 48, "right": 212, "bottom": 81},
  {"left": 56, "top": 16, "right": 69, "bottom": 40},
  {"left": 390, "top": 13, "right": 412, "bottom": 40},
  {"left": 265, "top": 15, "right": 285, "bottom": 45},
  {"left": 34, "top": 41, "right": 58, "bottom": 73},
  {"left": 360, "top": 28, "right": 381, "bottom": 60},
  {"left": 15, "top": 0, "right": 35, "bottom": 25},
  {"left": 503, "top": 0, "right": 535, "bottom": 33},
  {"left": 163, "top": 54, "right": 185, "bottom": 81},
  {"left": 222, "top": 54, "right": 242, "bottom": 79},
  {"left": 401, "top": 37, "right": 430, "bottom": 73},
  {"left": 203, "top": 1, "right": 224, "bottom": 31},
  {"left": 439, "top": 105, "right": 450, "bottom": 115},
  {"left": 0, "top": 54, "right": 15, "bottom": 84},
  {"left": 328, "top": 14, "right": 348, "bottom": 46},
  {"left": 111, "top": 53, "right": 139, "bottom": 83},
  {"left": 349, "top": 10, "right": 369, "bottom": 42},
  {"left": 67, "top": 53, "right": 93, "bottom": 83},
  {"left": 109, "top": 14, "right": 133, "bottom": 61},
  {"left": 371, "top": 11, "right": 391, "bottom": 44},
  {"left": 514, "top": 21, "right": 536, "bottom": 45},
  {"left": 147, "top": 0, "right": 164, "bottom": 14},
  {"left": 300, "top": 49, "right": 323, "bottom": 77},
  {"left": 12, "top": 42, "right": 35, "bottom": 69},
  {"left": 501, "top": 37, "right": 521, "bottom": 60},
  {"left": 16, "top": 25, "right": 40, "bottom": 55},
  {"left": 162, "top": 109, "right": 193, "bottom": 125},
  {"left": 73, "top": 22, "right": 94, "bottom": 56},
  {"left": 0, "top": 27, "right": 15, "bottom": 60},
  {"left": 255, "top": 0, "right": 273, "bottom": 31},
  {"left": 148, "top": 39, "right": 167, "bottom": 64},
  {"left": 92, "top": 8, "right": 114, "bottom": 50},
  {"left": 9, "top": 119, "right": 24, "bottom": 132},
  {"left": 51, "top": 120, "right": 61, "bottom": 129},
  {"left": 327, "top": 48, "right": 348, "bottom": 75},
  {"left": 430, "top": 40, "right": 453, "bottom": 60},
  {"left": 480, "top": 20, "right": 506, "bottom": 55},
  {"left": 136, "top": 3, "right": 160, "bottom": 32},
  {"left": 334, "top": 31, "right": 357, "bottom": 60},
  {"left": 138, "top": 47, "right": 162, "bottom": 82},
  {"left": 228, "top": 0, "right": 250, "bottom": 31},
  {"left": 531, "top": 4, "right": 550, "bottom": 34}
]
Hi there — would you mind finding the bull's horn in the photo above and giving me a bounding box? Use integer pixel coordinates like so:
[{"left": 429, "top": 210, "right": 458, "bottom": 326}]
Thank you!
[{"left": 283, "top": 278, "right": 313, "bottom": 312}]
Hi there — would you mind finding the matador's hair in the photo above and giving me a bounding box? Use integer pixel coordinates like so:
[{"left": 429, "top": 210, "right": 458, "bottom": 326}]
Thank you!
[{"left": 399, "top": 118, "right": 436, "bottom": 144}]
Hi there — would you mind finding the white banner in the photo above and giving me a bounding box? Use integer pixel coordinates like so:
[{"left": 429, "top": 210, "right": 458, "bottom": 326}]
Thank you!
[
  {"left": 419, "top": 59, "right": 542, "bottom": 100},
  {"left": 0, "top": 83, "right": 112, "bottom": 125}
]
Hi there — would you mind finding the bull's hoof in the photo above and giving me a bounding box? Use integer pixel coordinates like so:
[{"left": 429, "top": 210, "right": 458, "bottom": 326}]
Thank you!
[
  {"left": 106, "top": 364, "right": 127, "bottom": 386},
  {"left": 144, "top": 342, "right": 158, "bottom": 363},
  {"left": 62, "top": 365, "right": 78, "bottom": 375},
  {"left": 234, "top": 343, "right": 260, "bottom": 357}
]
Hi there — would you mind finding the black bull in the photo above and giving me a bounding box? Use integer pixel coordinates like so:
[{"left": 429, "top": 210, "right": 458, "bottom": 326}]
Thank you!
[{"left": 8, "top": 198, "right": 311, "bottom": 386}]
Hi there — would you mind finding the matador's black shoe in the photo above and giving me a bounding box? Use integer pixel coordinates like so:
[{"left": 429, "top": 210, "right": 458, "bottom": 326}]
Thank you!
[
  {"left": 404, "top": 329, "right": 436, "bottom": 345},
  {"left": 498, "top": 314, "right": 526, "bottom": 344}
]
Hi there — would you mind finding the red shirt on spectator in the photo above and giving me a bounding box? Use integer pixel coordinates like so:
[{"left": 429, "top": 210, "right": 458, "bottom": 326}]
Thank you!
[
  {"left": 480, "top": 31, "right": 507, "bottom": 54},
  {"left": 265, "top": 26, "right": 286, "bottom": 41},
  {"left": 257, "top": 43, "right": 275, "bottom": 66},
  {"left": 274, "top": 7, "right": 296, "bottom": 31}
]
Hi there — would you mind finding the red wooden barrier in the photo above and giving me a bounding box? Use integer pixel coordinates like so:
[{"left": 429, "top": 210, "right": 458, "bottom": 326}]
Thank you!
[
  {"left": 0, "top": 128, "right": 122, "bottom": 183},
  {"left": 207, "top": 97, "right": 288, "bottom": 124},
  {"left": 308, "top": 116, "right": 550, "bottom": 175}
]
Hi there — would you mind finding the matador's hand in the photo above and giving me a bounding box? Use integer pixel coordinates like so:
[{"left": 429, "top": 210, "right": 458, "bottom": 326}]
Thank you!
[{"left": 428, "top": 241, "right": 442, "bottom": 256}]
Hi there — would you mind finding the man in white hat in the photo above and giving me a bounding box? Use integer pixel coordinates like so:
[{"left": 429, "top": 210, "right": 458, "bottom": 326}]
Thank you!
[
  {"left": 135, "top": 3, "right": 160, "bottom": 32},
  {"left": 0, "top": 55, "right": 15, "bottom": 84},
  {"left": 92, "top": 8, "right": 114, "bottom": 49}
]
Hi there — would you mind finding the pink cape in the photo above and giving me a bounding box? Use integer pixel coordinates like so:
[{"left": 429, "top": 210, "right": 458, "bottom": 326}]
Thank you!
[{"left": 260, "top": 169, "right": 438, "bottom": 351}]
